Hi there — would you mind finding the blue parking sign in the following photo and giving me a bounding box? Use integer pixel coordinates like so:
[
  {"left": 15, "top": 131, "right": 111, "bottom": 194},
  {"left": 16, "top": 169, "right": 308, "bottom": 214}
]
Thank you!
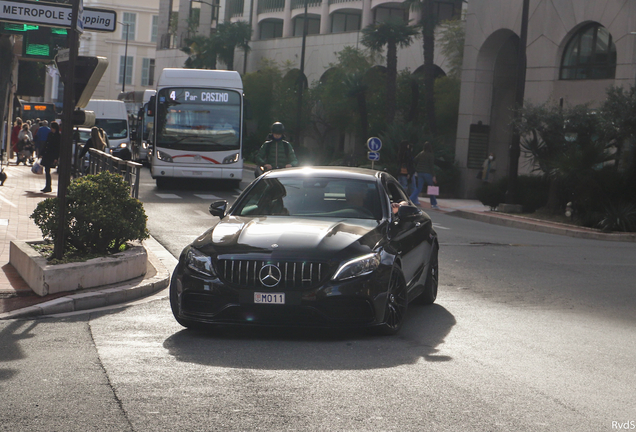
[{"left": 367, "top": 137, "right": 382, "bottom": 152}]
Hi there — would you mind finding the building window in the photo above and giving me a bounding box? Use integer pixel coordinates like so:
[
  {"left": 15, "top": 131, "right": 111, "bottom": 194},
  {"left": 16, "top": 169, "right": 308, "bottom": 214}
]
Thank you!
[
  {"left": 142, "top": 58, "right": 155, "bottom": 86},
  {"left": 293, "top": 17, "right": 320, "bottom": 37},
  {"left": 260, "top": 20, "right": 283, "bottom": 39},
  {"left": 560, "top": 23, "right": 616, "bottom": 80},
  {"left": 331, "top": 12, "right": 360, "bottom": 33},
  {"left": 151, "top": 15, "right": 158, "bottom": 43},
  {"left": 119, "top": 56, "right": 133, "bottom": 85},
  {"left": 122, "top": 12, "right": 136, "bottom": 41}
]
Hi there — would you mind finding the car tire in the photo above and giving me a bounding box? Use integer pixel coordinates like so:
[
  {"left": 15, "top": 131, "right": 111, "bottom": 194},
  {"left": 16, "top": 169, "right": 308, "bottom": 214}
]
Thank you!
[
  {"left": 169, "top": 270, "right": 199, "bottom": 329},
  {"left": 415, "top": 244, "right": 438, "bottom": 305},
  {"left": 376, "top": 267, "right": 408, "bottom": 335}
]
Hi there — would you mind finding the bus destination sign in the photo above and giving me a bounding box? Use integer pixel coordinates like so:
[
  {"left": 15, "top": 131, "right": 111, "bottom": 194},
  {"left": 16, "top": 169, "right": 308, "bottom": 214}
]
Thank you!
[{"left": 163, "top": 88, "right": 240, "bottom": 105}]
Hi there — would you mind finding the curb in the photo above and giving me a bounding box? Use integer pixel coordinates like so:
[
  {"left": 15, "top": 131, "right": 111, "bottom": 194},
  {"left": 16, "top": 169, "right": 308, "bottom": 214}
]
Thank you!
[
  {"left": 0, "top": 236, "right": 174, "bottom": 320},
  {"left": 449, "top": 209, "right": 636, "bottom": 242}
]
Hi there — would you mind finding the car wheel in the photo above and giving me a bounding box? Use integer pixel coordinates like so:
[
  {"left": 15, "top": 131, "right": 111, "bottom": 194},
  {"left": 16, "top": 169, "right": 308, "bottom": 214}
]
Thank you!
[
  {"left": 169, "top": 270, "right": 199, "bottom": 329},
  {"left": 416, "top": 244, "right": 438, "bottom": 305},
  {"left": 377, "top": 267, "right": 408, "bottom": 335}
]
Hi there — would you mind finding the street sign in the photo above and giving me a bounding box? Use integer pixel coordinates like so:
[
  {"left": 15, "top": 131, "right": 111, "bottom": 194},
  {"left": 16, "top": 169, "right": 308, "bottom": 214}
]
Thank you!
[
  {"left": 367, "top": 151, "right": 380, "bottom": 161},
  {"left": 56, "top": 48, "right": 69, "bottom": 62},
  {"left": 367, "top": 137, "right": 382, "bottom": 152},
  {"left": 0, "top": 0, "right": 116, "bottom": 32}
]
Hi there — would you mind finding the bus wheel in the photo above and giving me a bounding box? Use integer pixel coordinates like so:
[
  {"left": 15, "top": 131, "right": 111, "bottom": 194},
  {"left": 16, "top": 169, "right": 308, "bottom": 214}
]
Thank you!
[{"left": 156, "top": 178, "right": 171, "bottom": 189}]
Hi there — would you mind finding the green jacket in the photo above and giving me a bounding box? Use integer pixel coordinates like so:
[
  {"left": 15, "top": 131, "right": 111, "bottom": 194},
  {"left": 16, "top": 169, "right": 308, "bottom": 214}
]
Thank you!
[
  {"left": 255, "top": 139, "right": 299, "bottom": 168},
  {"left": 413, "top": 150, "right": 435, "bottom": 174}
]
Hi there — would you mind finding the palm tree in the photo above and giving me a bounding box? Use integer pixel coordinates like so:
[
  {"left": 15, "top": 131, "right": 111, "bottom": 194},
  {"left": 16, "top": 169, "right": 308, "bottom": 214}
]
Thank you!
[
  {"left": 216, "top": 21, "right": 252, "bottom": 71},
  {"left": 343, "top": 72, "right": 369, "bottom": 160},
  {"left": 404, "top": 0, "right": 437, "bottom": 135},
  {"left": 361, "top": 17, "right": 418, "bottom": 124},
  {"left": 181, "top": 35, "right": 219, "bottom": 69}
]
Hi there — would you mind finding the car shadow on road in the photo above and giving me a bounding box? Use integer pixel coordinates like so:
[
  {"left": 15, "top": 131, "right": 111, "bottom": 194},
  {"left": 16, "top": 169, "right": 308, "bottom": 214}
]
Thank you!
[{"left": 162, "top": 303, "right": 456, "bottom": 370}]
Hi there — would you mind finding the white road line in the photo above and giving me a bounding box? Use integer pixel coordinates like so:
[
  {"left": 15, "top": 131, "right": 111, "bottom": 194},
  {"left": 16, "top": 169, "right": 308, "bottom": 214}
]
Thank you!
[
  {"left": 433, "top": 223, "right": 450, "bottom": 230},
  {"left": 155, "top": 193, "right": 182, "bottom": 199},
  {"left": 194, "top": 194, "right": 221, "bottom": 200}
]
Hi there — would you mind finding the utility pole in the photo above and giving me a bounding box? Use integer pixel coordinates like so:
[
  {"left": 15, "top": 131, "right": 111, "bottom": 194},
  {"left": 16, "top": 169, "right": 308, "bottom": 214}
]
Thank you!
[
  {"left": 506, "top": 0, "right": 529, "bottom": 205},
  {"left": 54, "top": 0, "right": 81, "bottom": 259}
]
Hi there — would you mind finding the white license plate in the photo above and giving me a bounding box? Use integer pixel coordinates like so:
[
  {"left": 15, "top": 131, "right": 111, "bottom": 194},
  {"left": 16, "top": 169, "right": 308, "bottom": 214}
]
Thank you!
[{"left": 254, "top": 292, "right": 285, "bottom": 304}]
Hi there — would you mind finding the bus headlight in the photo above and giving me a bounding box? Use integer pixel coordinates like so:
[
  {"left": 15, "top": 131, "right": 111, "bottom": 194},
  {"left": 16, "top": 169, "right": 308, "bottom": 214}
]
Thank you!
[
  {"left": 157, "top": 150, "right": 173, "bottom": 162},
  {"left": 223, "top": 153, "right": 239, "bottom": 164}
]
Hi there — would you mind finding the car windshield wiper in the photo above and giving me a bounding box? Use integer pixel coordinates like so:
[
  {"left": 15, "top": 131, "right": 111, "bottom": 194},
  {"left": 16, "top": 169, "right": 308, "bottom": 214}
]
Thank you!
[{"left": 160, "top": 135, "right": 224, "bottom": 145}]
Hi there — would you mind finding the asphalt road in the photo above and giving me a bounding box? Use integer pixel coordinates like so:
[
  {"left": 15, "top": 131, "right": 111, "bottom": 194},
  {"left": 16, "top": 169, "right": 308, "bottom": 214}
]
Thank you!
[{"left": 1, "top": 168, "right": 635, "bottom": 431}]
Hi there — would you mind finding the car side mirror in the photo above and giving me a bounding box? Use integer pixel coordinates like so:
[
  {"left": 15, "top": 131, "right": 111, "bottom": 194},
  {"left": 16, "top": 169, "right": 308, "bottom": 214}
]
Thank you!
[
  {"left": 397, "top": 204, "right": 420, "bottom": 220},
  {"left": 209, "top": 200, "right": 228, "bottom": 218}
]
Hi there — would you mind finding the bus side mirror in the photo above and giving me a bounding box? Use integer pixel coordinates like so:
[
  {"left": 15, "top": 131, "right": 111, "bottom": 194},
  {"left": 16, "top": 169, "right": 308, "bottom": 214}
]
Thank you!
[{"left": 147, "top": 96, "right": 155, "bottom": 117}]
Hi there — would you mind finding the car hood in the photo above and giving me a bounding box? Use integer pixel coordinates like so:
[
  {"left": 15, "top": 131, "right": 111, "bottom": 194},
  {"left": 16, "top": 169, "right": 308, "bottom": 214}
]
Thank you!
[{"left": 192, "top": 216, "right": 384, "bottom": 260}]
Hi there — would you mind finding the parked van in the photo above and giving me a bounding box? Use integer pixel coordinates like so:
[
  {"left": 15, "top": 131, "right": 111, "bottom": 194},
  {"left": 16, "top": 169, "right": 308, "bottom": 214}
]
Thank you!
[{"left": 85, "top": 100, "right": 130, "bottom": 155}]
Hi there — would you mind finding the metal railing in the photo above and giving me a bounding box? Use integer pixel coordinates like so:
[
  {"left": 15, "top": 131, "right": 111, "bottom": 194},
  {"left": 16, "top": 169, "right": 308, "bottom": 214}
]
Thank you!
[
  {"left": 79, "top": 149, "right": 143, "bottom": 199},
  {"left": 291, "top": 0, "right": 322, "bottom": 9}
]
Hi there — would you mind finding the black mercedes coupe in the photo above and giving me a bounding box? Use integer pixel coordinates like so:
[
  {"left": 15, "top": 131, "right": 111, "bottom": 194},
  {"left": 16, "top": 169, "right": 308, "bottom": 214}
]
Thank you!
[{"left": 170, "top": 167, "right": 439, "bottom": 334}]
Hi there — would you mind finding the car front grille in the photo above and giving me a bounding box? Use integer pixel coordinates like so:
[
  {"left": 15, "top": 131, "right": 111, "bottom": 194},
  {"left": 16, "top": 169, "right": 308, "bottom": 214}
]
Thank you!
[{"left": 217, "top": 259, "right": 329, "bottom": 290}]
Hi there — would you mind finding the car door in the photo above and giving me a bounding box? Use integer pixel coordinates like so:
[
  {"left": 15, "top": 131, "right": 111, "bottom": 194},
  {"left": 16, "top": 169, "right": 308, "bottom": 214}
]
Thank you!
[{"left": 384, "top": 179, "right": 430, "bottom": 287}]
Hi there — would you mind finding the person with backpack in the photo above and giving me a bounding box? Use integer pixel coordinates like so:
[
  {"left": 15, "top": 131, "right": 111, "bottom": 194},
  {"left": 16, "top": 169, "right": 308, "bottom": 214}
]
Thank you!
[{"left": 255, "top": 122, "right": 299, "bottom": 172}]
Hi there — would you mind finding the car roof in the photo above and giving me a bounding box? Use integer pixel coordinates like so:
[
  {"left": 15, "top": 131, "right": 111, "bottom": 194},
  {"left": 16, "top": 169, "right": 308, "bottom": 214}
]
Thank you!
[{"left": 262, "top": 166, "right": 387, "bottom": 181}]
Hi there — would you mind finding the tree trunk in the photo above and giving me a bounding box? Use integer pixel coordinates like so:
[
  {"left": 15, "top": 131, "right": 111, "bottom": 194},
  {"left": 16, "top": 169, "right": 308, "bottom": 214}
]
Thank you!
[
  {"left": 357, "top": 93, "right": 368, "bottom": 159},
  {"left": 0, "top": 35, "right": 16, "bottom": 155},
  {"left": 422, "top": 0, "right": 437, "bottom": 135},
  {"left": 386, "top": 41, "right": 397, "bottom": 124}
]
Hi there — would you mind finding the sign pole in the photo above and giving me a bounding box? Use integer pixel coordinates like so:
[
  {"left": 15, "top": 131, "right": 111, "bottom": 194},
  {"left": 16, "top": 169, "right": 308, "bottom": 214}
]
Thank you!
[{"left": 53, "top": 0, "right": 80, "bottom": 259}]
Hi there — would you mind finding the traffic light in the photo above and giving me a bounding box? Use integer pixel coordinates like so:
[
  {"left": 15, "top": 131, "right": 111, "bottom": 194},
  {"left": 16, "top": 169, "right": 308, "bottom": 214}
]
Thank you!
[
  {"left": 0, "top": 24, "right": 69, "bottom": 60},
  {"left": 72, "top": 109, "right": 96, "bottom": 127},
  {"left": 55, "top": 56, "right": 108, "bottom": 108}
]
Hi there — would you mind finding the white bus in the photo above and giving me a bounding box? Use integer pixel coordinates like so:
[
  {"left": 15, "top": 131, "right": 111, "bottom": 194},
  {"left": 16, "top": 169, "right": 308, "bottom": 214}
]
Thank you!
[{"left": 149, "top": 68, "right": 244, "bottom": 188}]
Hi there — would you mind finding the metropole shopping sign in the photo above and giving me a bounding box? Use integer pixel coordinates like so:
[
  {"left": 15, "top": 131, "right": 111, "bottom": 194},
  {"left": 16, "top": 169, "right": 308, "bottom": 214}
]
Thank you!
[{"left": 0, "top": 0, "right": 116, "bottom": 32}]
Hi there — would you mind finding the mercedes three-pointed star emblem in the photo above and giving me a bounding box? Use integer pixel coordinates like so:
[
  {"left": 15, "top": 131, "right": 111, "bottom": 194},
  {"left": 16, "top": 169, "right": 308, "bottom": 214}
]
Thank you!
[{"left": 259, "top": 264, "right": 282, "bottom": 288}]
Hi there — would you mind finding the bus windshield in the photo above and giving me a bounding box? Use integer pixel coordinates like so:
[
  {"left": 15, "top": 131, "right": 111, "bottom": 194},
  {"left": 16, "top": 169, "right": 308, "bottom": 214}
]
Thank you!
[{"left": 155, "top": 87, "right": 241, "bottom": 151}]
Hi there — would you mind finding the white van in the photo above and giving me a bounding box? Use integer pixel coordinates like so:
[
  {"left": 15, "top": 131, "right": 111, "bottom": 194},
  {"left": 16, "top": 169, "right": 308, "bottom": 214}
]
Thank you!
[{"left": 85, "top": 100, "right": 130, "bottom": 153}]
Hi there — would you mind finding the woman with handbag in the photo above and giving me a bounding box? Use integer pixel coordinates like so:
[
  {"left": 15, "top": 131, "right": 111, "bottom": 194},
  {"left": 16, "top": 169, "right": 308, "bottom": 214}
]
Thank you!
[
  {"left": 410, "top": 141, "right": 439, "bottom": 210},
  {"left": 39, "top": 121, "right": 61, "bottom": 193}
]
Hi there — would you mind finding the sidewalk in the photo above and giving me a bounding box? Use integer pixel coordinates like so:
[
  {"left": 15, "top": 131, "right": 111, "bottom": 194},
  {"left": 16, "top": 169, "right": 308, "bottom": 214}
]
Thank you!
[
  {"left": 0, "top": 164, "right": 633, "bottom": 319},
  {"left": 0, "top": 163, "right": 173, "bottom": 319}
]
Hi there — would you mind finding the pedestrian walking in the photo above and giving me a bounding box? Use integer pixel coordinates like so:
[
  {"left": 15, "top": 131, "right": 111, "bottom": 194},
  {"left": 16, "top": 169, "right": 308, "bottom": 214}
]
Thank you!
[
  {"left": 477, "top": 152, "right": 496, "bottom": 182},
  {"left": 410, "top": 141, "right": 439, "bottom": 209},
  {"left": 39, "top": 121, "right": 60, "bottom": 193},
  {"left": 397, "top": 140, "right": 416, "bottom": 196},
  {"left": 34, "top": 120, "right": 51, "bottom": 158},
  {"left": 10, "top": 117, "right": 22, "bottom": 159}
]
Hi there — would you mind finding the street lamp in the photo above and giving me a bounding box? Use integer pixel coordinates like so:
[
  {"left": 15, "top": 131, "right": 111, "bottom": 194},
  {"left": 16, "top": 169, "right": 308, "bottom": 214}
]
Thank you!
[
  {"left": 190, "top": 0, "right": 220, "bottom": 34},
  {"left": 295, "top": 0, "right": 309, "bottom": 147},
  {"left": 118, "top": 21, "right": 130, "bottom": 93}
]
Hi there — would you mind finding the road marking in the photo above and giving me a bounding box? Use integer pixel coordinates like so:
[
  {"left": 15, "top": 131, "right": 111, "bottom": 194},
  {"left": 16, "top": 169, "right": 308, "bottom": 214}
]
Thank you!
[
  {"left": 433, "top": 223, "right": 450, "bottom": 230},
  {"left": 194, "top": 194, "right": 221, "bottom": 200},
  {"left": 155, "top": 194, "right": 182, "bottom": 199}
]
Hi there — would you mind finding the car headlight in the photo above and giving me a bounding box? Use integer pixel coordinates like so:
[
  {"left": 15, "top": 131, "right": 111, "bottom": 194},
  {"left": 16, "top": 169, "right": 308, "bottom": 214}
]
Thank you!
[
  {"left": 332, "top": 253, "right": 380, "bottom": 281},
  {"left": 186, "top": 248, "right": 216, "bottom": 277},
  {"left": 157, "top": 150, "right": 173, "bottom": 162},
  {"left": 142, "top": 141, "right": 148, "bottom": 149},
  {"left": 119, "top": 143, "right": 127, "bottom": 148},
  {"left": 223, "top": 153, "right": 240, "bottom": 164}
]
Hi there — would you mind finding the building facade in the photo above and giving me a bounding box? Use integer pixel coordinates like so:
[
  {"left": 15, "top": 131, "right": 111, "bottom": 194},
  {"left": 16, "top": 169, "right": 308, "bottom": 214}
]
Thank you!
[
  {"left": 44, "top": 0, "right": 159, "bottom": 102},
  {"left": 155, "top": 0, "right": 463, "bottom": 84},
  {"left": 455, "top": 0, "right": 636, "bottom": 198}
]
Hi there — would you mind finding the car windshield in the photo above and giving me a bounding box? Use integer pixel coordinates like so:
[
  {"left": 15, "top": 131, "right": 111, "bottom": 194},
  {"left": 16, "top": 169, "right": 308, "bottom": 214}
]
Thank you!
[
  {"left": 94, "top": 119, "right": 128, "bottom": 139},
  {"left": 234, "top": 177, "right": 383, "bottom": 220}
]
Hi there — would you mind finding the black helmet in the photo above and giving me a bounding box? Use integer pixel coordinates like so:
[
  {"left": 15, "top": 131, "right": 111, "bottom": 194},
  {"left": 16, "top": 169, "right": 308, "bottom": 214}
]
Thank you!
[{"left": 271, "top": 122, "right": 285, "bottom": 134}]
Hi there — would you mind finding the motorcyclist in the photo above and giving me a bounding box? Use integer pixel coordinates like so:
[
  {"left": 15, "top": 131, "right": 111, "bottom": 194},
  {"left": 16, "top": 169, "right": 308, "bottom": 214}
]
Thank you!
[{"left": 255, "top": 122, "right": 299, "bottom": 171}]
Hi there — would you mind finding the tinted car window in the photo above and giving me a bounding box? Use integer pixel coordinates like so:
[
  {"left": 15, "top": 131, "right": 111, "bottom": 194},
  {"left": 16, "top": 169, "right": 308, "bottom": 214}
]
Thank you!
[{"left": 234, "top": 177, "right": 382, "bottom": 219}]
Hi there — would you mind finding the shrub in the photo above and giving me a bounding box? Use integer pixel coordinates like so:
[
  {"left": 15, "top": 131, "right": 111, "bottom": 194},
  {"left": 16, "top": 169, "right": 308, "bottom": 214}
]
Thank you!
[
  {"left": 516, "top": 175, "right": 549, "bottom": 213},
  {"left": 597, "top": 202, "right": 636, "bottom": 233},
  {"left": 31, "top": 172, "right": 149, "bottom": 254},
  {"left": 475, "top": 178, "right": 507, "bottom": 210}
]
